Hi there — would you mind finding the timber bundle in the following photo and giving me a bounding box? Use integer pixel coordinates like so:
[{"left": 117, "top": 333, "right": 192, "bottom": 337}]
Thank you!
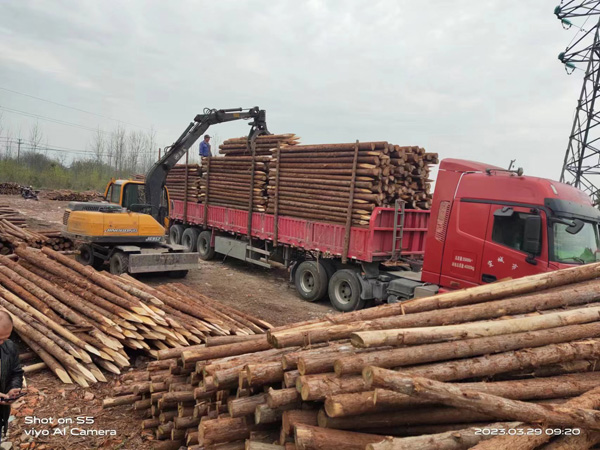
[
  {"left": 266, "top": 143, "right": 438, "bottom": 226},
  {"left": 0, "top": 182, "right": 23, "bottom": 195},
  {"left": 219, "top": 134, "right": 300, "bottom": 157},
  {"left": 166, "top": 164, "right": 202, "bottom": 202},
  {"left": 0, "top": 204, "right": 26, "bottom": 226},
  {"left": 103, "top": 263, "right": 600, "bottom": 449},
  {"left": 0, "top": 221, "right": 73, "bottom": 255},
  {"left": 200, "top": 156, "right": 270, "bottom": 212},
  {"left": 0, "top": 247, "right": 269, "bottom": 387},
  {"left": 42, "top": 189, "right": 103, "bottom": 202}
]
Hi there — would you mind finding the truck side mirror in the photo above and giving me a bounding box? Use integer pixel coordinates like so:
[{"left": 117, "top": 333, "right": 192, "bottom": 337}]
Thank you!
[{"left": 523, "top": 215, "right": 542, "bottom": 261}]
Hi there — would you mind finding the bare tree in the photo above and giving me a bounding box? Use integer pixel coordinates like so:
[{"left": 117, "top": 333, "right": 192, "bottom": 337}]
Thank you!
[
  {"left": 110, "top": 125, "right": 127, "bottom": 172},
  {"left": 29, "top": 121, "right": 43, "bottom": 153},
  {"left": 143, "top": 125, "right": 158, "bottom": 170},
  {"left": 90, "top": 127, "right": 105, "bottom": 163},
  {"left": 126, "top": 130, "right": 146, "bottom": 174}
]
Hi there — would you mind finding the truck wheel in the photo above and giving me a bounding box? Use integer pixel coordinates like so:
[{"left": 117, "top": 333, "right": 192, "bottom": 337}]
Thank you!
[
  {"left": 169, "top": 224, "right": 185, "bottom": 245},
  {"left": 328, "top": 269, "right": 365, "bottom": 312},
  {"left": 182, "top": 228, "right": 200, "bottom": 252},
  {"left": 197, "top": 231, "right": 216, "bottom": 261},
  {"left": 295, "top": 261, "right": 328, "bottom": 302},
  {"left": 167, "top": 270, "right": 188, "bottom": 279},
  {"left": 76, "top": 244, "right": 94, "bottom": 266},
  {"left": 109, "top": 252, "right": 129, "bottom": 275}
]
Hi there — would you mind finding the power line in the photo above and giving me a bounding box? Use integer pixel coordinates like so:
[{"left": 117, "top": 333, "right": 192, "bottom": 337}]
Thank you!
[
  {"left": 0, "top": 86, "right": 157, "bottom": 132},
  {"left": 0, "top": 105, "right": 114, "bottom": 135}
]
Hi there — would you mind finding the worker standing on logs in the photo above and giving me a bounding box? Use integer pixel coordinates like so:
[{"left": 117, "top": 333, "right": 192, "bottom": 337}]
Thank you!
[
  {"left": 199, "top": 134, "right": 212, "bottom": 160},
  {"left": 0, "top": 311, "right": 23, "bottom": 443}
]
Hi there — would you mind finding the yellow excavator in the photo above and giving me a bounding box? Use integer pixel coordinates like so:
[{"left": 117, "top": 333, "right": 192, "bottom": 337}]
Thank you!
[{"left": 62, "top": 107, "right": 269, "bottom": 277}]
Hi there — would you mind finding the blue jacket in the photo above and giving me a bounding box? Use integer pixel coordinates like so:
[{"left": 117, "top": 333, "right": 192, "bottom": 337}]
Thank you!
[{"left": 200, "top": 141, "right": 211, "bottom": 157}]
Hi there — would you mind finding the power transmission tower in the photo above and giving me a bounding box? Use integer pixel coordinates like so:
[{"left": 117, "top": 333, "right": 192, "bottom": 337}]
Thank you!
[{"left": 555, "top": 1, "right": 600, "bottom": 202}]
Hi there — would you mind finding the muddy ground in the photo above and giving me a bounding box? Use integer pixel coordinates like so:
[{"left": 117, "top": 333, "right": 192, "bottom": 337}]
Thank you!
[{"left": 1, "top": 194, "right": 335, "bottom": 449}]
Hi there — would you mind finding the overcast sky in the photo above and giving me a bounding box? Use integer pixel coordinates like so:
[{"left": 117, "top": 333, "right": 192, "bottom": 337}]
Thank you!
[{"left": 0, "top": 0, "right": 588, "bottom": 183}]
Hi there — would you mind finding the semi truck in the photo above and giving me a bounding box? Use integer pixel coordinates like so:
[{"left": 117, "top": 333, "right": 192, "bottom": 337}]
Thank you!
[{"left": 168, "top": 158, "right": 600, "bottom": 311}]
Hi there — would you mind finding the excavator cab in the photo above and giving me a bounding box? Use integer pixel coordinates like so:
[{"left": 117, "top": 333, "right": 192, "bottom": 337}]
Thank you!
[{"left": 104, "top": 180, "right": 170, "bottom": 228}]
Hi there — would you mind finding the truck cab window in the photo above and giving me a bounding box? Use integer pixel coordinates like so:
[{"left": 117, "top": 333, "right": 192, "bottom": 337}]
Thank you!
[{"left": 492, "top": 211, "right": 535, "bottom": 252}]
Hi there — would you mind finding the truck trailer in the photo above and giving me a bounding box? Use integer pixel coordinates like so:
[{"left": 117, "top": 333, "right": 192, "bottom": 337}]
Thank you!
[{"left": 168, "top": 158, "right": 600, "bottom": 311}]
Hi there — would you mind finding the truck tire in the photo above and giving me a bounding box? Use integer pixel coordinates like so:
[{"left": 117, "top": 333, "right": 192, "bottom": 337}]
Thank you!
[
  {"left": 167, "top": 270, "right": 188, "bottom": 279},
  {"left": 197, "top": 231, "right": 216, "bottom": 261},
  {"left": 294, "top": 261, "right": 328, "bottom": 302},
  {"left": 182, "top": 227, "right": 200, "bottom": 252},
  {"left": 169, "top": 224, "right": 185, "bottom": 245},
  {"left": 328, "top": 269, "right": 365, "bottom": 312},
  {"left": 109, "top": 252, "right": 129, "bottom": 275}
]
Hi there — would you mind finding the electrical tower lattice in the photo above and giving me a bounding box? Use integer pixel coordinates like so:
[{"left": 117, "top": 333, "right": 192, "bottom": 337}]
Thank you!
[{"left": 556, "top": 1, "right": 600, "bottom": 202}]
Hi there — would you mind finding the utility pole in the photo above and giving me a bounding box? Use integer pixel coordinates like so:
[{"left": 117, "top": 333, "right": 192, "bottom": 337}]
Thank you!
[{"left": 17, "top": 139, "right": 21, "bottom": 163}]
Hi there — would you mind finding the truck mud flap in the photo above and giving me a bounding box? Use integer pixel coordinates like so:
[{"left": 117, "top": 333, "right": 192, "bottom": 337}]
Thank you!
[{"left": 128, "top": 252, "right": 199, "bottom": 273}]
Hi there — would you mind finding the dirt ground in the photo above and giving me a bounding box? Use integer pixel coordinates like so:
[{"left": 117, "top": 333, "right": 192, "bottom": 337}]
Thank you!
[{"left": 1, "top": 194, "right": 335, "bottom": 449}]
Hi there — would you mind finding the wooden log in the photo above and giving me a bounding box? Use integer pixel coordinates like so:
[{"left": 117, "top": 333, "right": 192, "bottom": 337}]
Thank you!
[
  {"left": 179, "top": 338, "right": 271, "bottom": 364},
  {"left": 364, "top": 367, "right": 600, "bottom": 431},
  {"left": 267, "top": 387, "right": 301, "bottom": 409},
  {"left": 297, "top": 374, "right": 367, "bottom": 401},
  {"left": 282, "top": 410, "right": 318, "bottom": 437},
  {"left": 294, "top": 424, "right": 385, "bottom": 450},
  {"left": 228, "top": 393, "right": 267, "bottom": 418},
  {"left": 102, "top": 394, "right": 141, "bottom": 408},
  {"left": 199, "top": 416, "right": 252, "bottom": 446},
  {"left": 469, "top": 381, "right": 600, "bottom": 449},
  {"left": 206, "top": 335, "right": 266, "bottom": 347},
  {"left": 365, "top": 422, "right": 521, "bottom": 450},
  {"left": 268, "top": 275, "right": 600, "bottom": 348},
  {"left": 19, "top": 334, "right": 71, "bottom": 384},
  {"left": 255, "top": 403, "right": 295, "bottom": 425},
  {"left": 352, "top": 304, "right": 600, "bottom": 346},
  {"left": 245, "top": 442, "right": 285, "bottom": 450},
  {"left": 334, "top": 321, "right": 600, "bottom": 376},
  {"left": 246, "top": 362, "right": 284, "bottom": 387}
]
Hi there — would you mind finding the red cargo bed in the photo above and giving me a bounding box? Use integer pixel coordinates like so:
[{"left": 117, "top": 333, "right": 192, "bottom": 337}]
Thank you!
[{"left": 171, "top": 200, "right": 429, "bottom": 262}]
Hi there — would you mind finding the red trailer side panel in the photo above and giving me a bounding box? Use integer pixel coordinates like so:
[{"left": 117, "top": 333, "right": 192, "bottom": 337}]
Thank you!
[{"left": 171, "top": 200, "right": 429, "bottom": 262}]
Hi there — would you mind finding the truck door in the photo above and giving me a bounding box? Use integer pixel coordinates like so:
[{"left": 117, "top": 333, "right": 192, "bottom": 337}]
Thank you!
[
  {"left": 439, "top": 201, "right": 491, "bottom": 289},
  {"left": 479, "top": 205, "right": 549, "bottom": 283}
]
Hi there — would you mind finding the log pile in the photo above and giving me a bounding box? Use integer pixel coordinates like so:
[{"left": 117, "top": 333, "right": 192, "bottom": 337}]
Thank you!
[
  {"left": 0, "top": 247, "right": 270, "bottom": 387},
  {"left": 102, "top": 263, "right": 600, "bottom": 449},
  {"left": 0, "top": 221, "right": 72, "bottom": 255},
  {"left": 0, "top": 205, "right": 27, "bottom": 226},
  {"left": 266, "top": 143, "right": 437, "bottom": 226},
  {"left": 42, "top": 189, "right": 103, "bottom": 202},
  {"left": 0, "top": 182, "right": 23, "bottom": 195},
  {"left": 166, "top": 164, "right": 202, "bottom": 202},
  {"left": 219, "top": 134, "right": 300, "bottom": 157},
  {"left": 200, "top": 156, "right": 270, "bottom": 212}
]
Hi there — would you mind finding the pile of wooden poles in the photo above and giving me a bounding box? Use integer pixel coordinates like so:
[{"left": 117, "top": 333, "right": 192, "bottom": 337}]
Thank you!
[
  {"left": 103, "top": 262, "right": 600, "bottom": 449},
  {"left": 200, "top": 156, "right": 270, "bottom": 212},
  {"left": 0, "top": 220, "right": 72, "bottom": 255},
  {"left": 266, "top": 142, "right": 437, "bottom": 226},
  {"left": 0, "top": 182, "right": 23, "bottom": 195},
  {"left": 166, "top": 164, "right": 202, "bottom": 202},
  {"left": 42, "top": 189, "right": 103, "bottom": 202},
  {"left": 219, "top": 134, "right": 300, "bottom": 157},
  {"left": 0, "top": 247, "right": 270, "bottom": 387},
  {"left": 0, "top": 204, "right": 26, "bottom": 226}
]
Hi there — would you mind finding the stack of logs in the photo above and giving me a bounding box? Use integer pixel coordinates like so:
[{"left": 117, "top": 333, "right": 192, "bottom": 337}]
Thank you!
[
  {"left": 166, "top": 164, "right": 202, "bottom": 202},
  {"left": 200, "top": 157, "right": 270, "bottom": 212},
  {"left": 0, "top": 247, "right": 270, "bottom": 387},
  {"left": 42, "top": 189, "right": 103, "bottom": 202},
  {"left": 219, "top": 134, "right": 300, "bottom": 157},
  {"left": 0, "top": 221, "right": 73, "bottom": 255},
  {"left": 0, "top": 182, "right": 23, "bottom": 195},
  {"left": 266, "top": 142, "right": 437, "bottom": 226},
  {"left": 103, "top": 262, "right": 600, "bottom": 449},
  {"left": 0, "top": 205, "right": 26, "bottom": 226}
]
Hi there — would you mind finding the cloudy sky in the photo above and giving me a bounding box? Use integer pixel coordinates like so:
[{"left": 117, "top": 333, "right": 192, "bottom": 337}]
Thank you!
[{"left": 0, "top": 0, "right": 589, "bottom": 183}]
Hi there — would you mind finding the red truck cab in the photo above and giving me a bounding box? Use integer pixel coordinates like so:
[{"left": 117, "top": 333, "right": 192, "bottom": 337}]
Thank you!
[{"left": 421, "top": 159, "right": 600, "bottom": 289}]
